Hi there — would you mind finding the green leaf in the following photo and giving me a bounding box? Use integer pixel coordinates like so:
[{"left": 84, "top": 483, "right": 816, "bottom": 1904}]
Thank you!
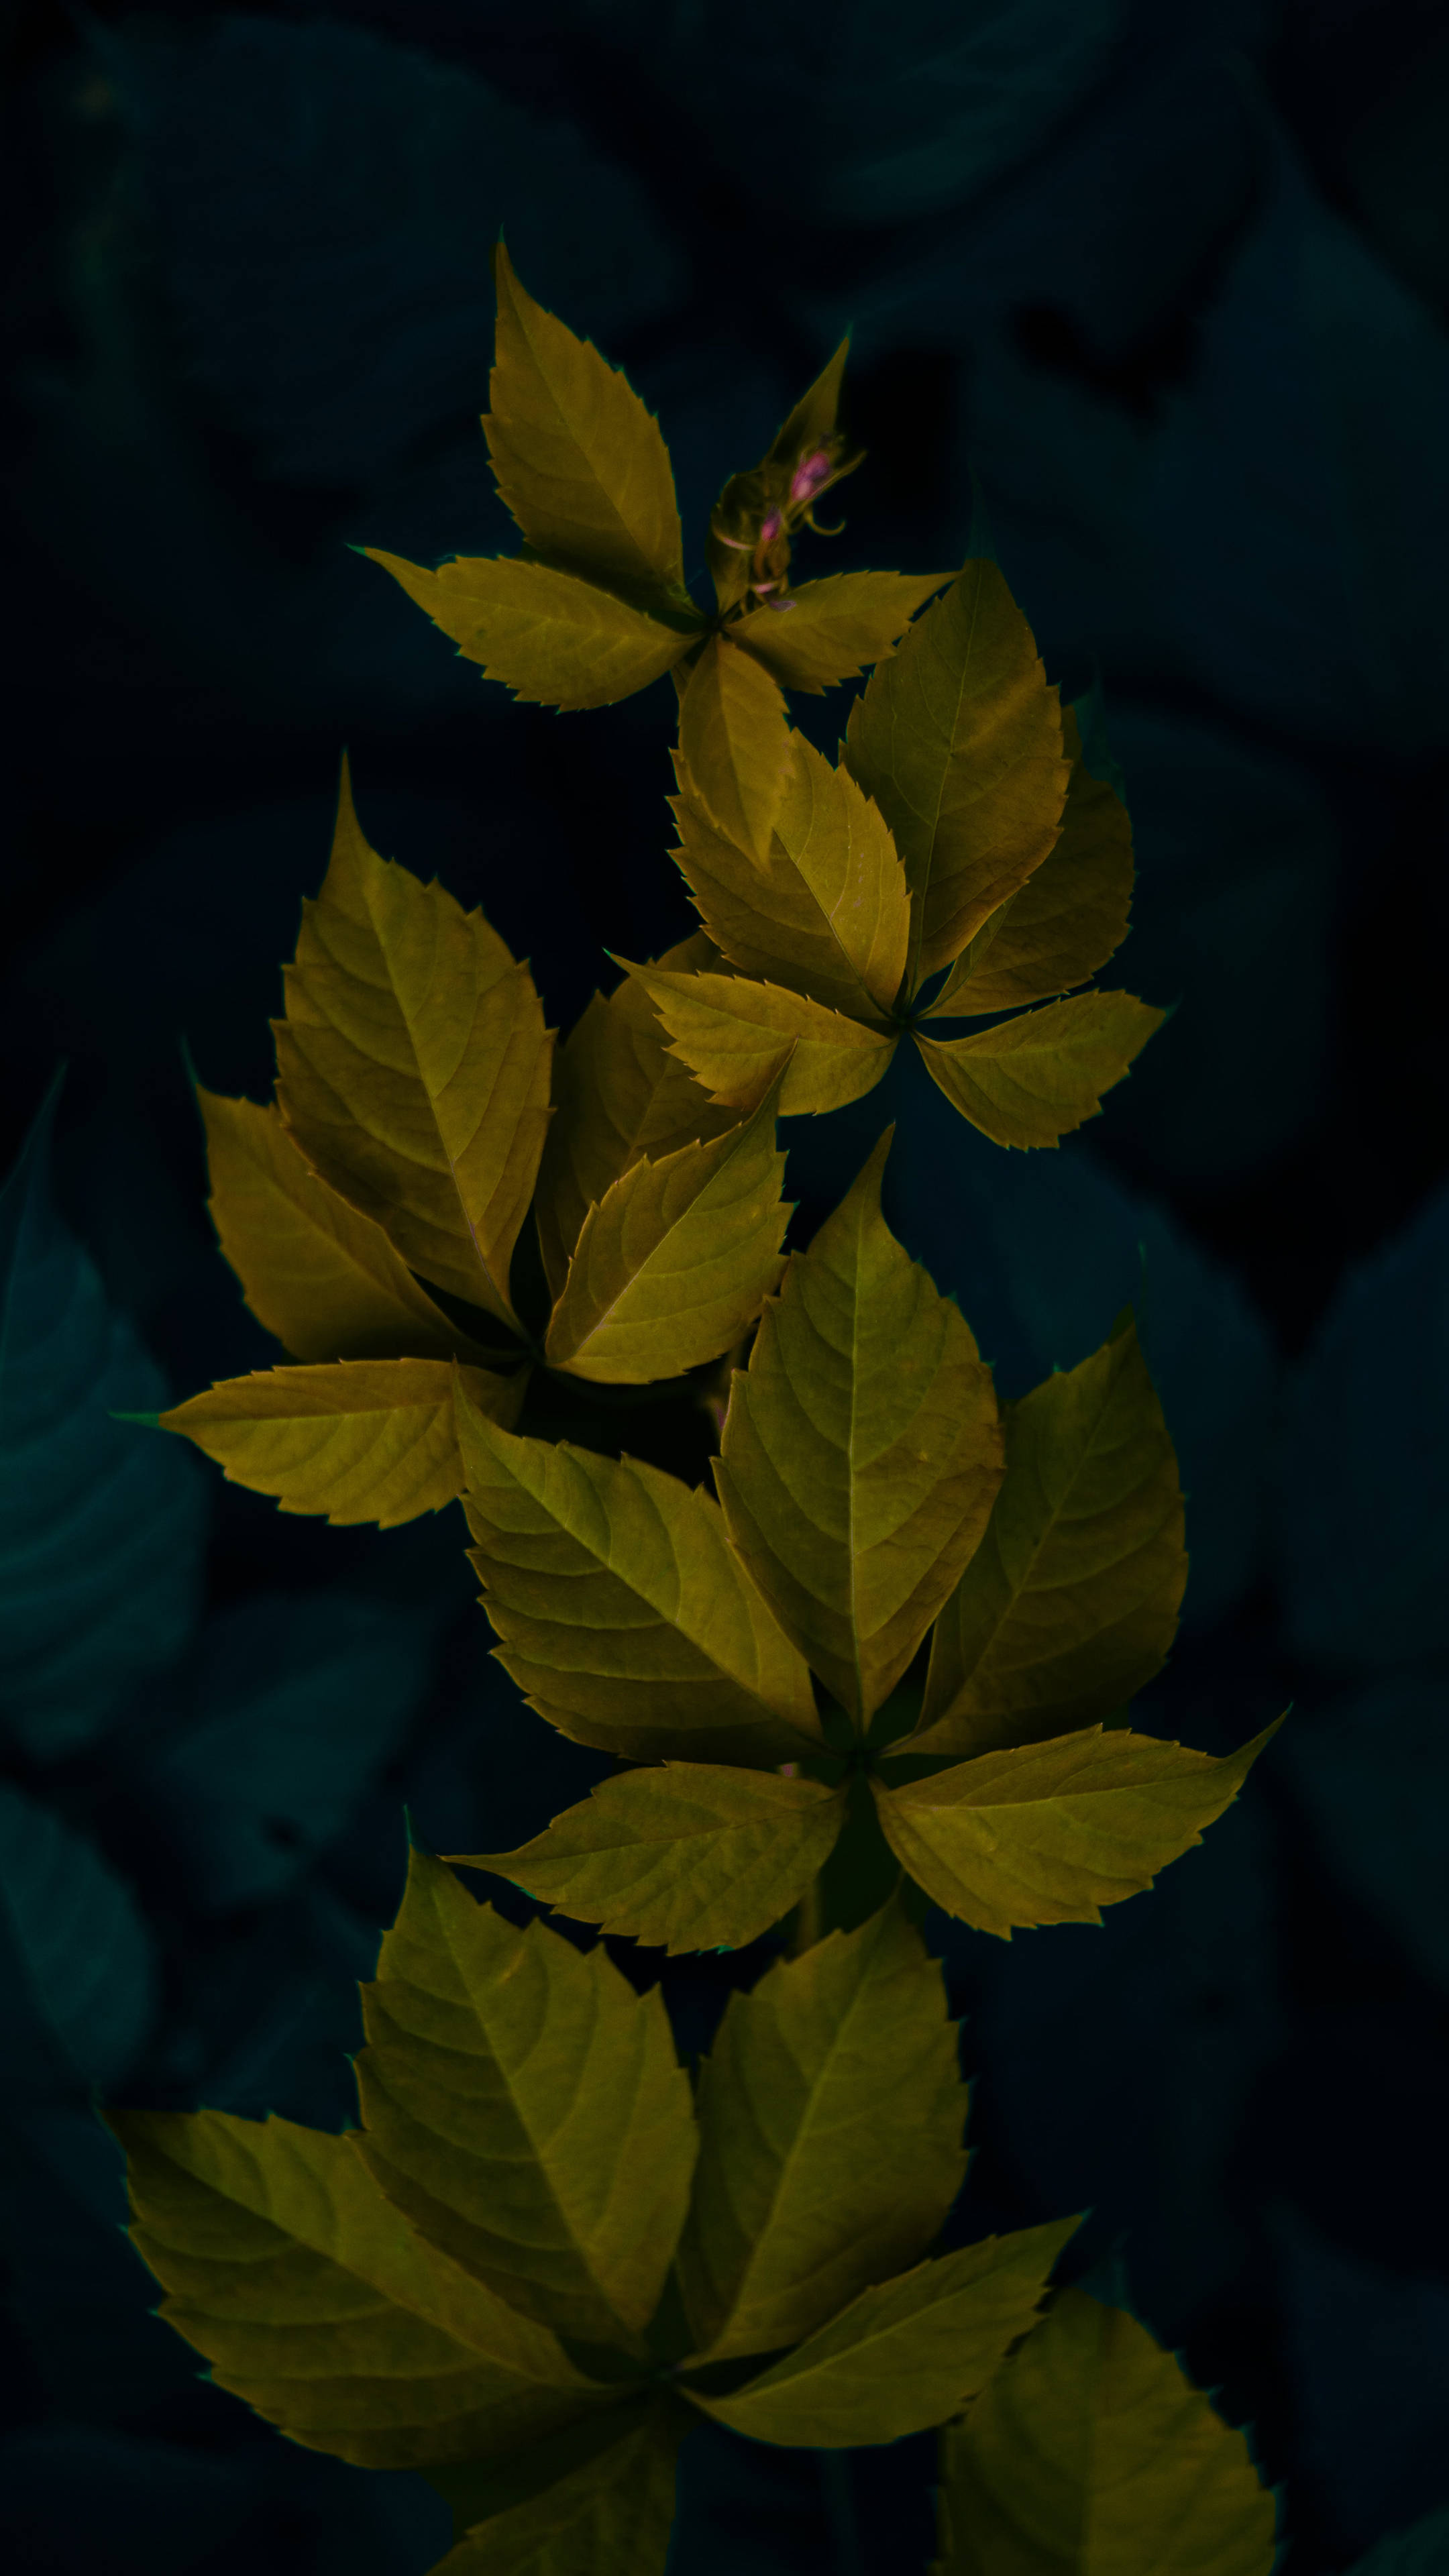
[
  {"left": 273, "top": 763, "right": 553, "bottom": 1327},
  {"left": 197, "top": 1086, "right": 472, "bottom": 1362},
  {"left": 873, "top": 1721, "right": 1281, "bottom": 1938},
  {"left": 461, "top": 1762, "right": 843, "bottom": 1955},
  {"left": 914, "top": 993, "right": 1164, "bottom": 1150},
  {"left": 924, "top": 706, "right": 1134, "bottom": 1018},
  {"left": 110, "top": 2106, "right": 610, "bottom": 2469},
  {"left": 914, "top": 1319, "right": 1186, "bottom": 1760},
  {"left": 672, "top": 735, "right": 909, "bottom": 1022},
  {"left": 484, "top": 241, "right": 688, "bottom": 608},
  {"left": 543, "top": 1076, "right": 790, "bottom": 1384},
  {"left": 364, "top": 550, "right": 696, "bottom": 712},
  {"left": 716, "top": 1134, "right": 1003, "bottom": 1727},
  {"left": 354, "top": 1849, "right": 694, "bottom": 2351},
  {"left": 456, "top": 1389, "right": 823, "bottom": 1766},
  {"left": 731, "top": 572, "right": 953, "bottom": 694},
  {"left": 690, "top": 2218, "right": 1078, "bottom": 2448},
  {"left": 160, "top": 1358, "right": 525, "bottom": 1527},
  {"left": 0, "top": 1781, "right": 156, "bottom": 2091},
  {"left": 843, "top": 560, "right": 1071, "bottom": 989},
  {"left": 678, "top": 1904, "right": 967, "bottom": 2363},
  {"left": 678, "top": 637, "right": 794, "bottom": 860},
  {"left": 435, "top": 2401, "right": 683, "bottom": 2575},
  {"left": 619, "top": 959, "right": 897, "bottom": 1117},
  {"left": 933, "top": 2286, "right": 1277, "bottom": 2575}
]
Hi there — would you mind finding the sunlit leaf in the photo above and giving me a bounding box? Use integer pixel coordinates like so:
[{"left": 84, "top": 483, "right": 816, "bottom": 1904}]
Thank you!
[
  {"left": 914, "top": 993, "right": 1163, "bottom": 1149},
  {"left": 436, "top": 2402, "right": 683, "bottom": 2575},
  {"left": 160, "top": 1358, "right": 525, "bottom": 1528},
  {"left": 456, "top": 1389, "right": 822, "bottom": 1766},
  {"left": 677, "top": 637, "right": 794, "bottom": 859},
  {"left": 678, "top": 1904, "right": 967, "bottom": 2363},
  {"left": 716, "top": 1134, "right": 1002, "bottom": 1727},
  {"left": 365, "top": 549, "right": 696, "bottom": 712},
  {"left": 620, "top": 959, "right": 896, "bottom": 1116},
  {"left": 354, "top": 1849, "right": 694, "bottom": 2351},
  {"left": 273, "top": 764, "right": 553, "bottom": 1327},
  {"left": 461, "top": 1762, "right": 843, "bottom": 1955},
  {"left": 933, "top": 2287, "right": 1277, "bottom": 2575},
  {"left": 844, "top": 560, "right": 1071, "bottom": 987},
  {"left": 913, "top": 1319, "right": 1185, "bottom": 1760},
  {"left": 874, "top": 1722, "right": 1280, "bottom": 1938},
  {"left": 731, "top": 572, "right": 951, "bottom": 694}
]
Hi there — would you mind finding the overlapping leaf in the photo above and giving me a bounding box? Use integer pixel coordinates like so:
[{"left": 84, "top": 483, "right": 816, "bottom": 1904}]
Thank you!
[
  {"left": 622, "top": 957, "right": 896, "bottom": 1116},
  {"left": 731, "top": 570, "right": 951, "bottom": 694},
  {"left": 915, "top": 994, "right": 1164, "bottom": 1150},
  {"left": 364, "top": 551, "right": 696, "bottom": 712},
  {"left": 437, "top": 2405, "right": 684, "bottom": 2575},
  {"left": 677, "top": 638, "right": 794, "bottom": 859}
]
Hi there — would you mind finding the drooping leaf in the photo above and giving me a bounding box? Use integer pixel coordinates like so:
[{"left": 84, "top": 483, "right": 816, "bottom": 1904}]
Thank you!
[
  {"left": 691, "top": 2218, "right": 1077, "bottom": 2447},
  {"left": 677, "top": 638, "right": 794, "bottom": 860},
  {"left": 435, "top": 2403, "right": 683, "bottom": 2575},
  {"left": 678, "top": 1905, "right": 967, "bottom": 2363},
  {"left": 924, "top": 706, "right": 1134, "bottom": 1017},
  {"left": 484, "top": 241, "right": 688, "bottom": 608},
  {"left": 457, "top": 1390, "right": 822, "bottom": 1767},
  {"left": 731, "top": 572, "right": 952, "bottom": 694},
  {"left": 462, "top": 1763, "right": 844, "bottom": 1955},
  {"left": 273, "top": 765, "right": 553, "bottom": 1326},
  {"left": 843, "top": 560, "right": 1071, "bottom": 987},
  {"left": 160, "top": 1358, "right": 525, "bottom": 1527},
  {"left": 0, "top": 1784, "right": 156, "bottom": 2093},
  {"left": 110, "top": 2108, "right": 609, "bottom": 2469},
  {"left": 197, "top": 1086, "right": 468, "bottom": 1362},
  {"left": 932, "top": 2286, "right": 1276, "bottom": 2575},
  {"left": 914, "top": 992, "right": 1164, "bottom": 1149},
  {"left": 716, "top": 1134, "right": 1002, "bottom": 1727},
  {"left": 620, "top": 959, "right": 896, "bottom": 1116},
  {"left": 354, "top": 1849, "right": 694, "bottom": 2351},
  {"left": 914, "top": 1318, "right": 1185, "bottom": 1760},
  {"left": 365, "top": 549, "right": 696, "bottom": 712},
  {"left": 873, "top": 1722, "right": 1279, "bottom": 1939},
  {"left": 543, "top": 1078, "right": 790, "bottom": 1385}
]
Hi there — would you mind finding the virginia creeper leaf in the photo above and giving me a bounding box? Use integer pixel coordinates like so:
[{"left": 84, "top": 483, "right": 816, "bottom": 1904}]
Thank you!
[
  {"left": 111, "top": 2108, "right": 608, "bottom": 2469},
  {"left": 731, "top": 572, "right": 953, "bottom": 695},
  {"left": 914, "top": 1318, "right": 1186, "bottom": 1759},
  {"left": 364, "top": 550, "right": 695, "bottom": 712},
  {"left": 198, "top": 1086, "right": 471, "bottom": 1362},
  {"left": 543, "top": 1075, "right": 790, "bottom": 1384},
  {"left": 484, "top": 241, "right": 688, "bottom": 607},
  {"left": 460, "top": 1763, "right": 843, "bottom": 1955},
  {"left": 678, "top": 1904, "right": 967, "bottom": 2363},
  {"left": 844, "top": 560, "right": 1071, "bottom": 987},
  {"left": 873, "top": 1721, "right": 1280, "bottom": 1938},
  {"left": 161, "top": 1358, "right": 525, "bottom": 1527},
  {"left": 691, "top": 2218, "right": 1077, "bottom": 2447},
  {"left": 456, "top": 1391, "right": 822, "bottom": 1766},
  {"left": 914, "top": 993, "right": 1164, "bottom": 1150},
  {"left": 768, "top": 336, "right": 851, "bottom": 479},
  {"left": 924, "top": 707, "right": 1134, "bottom": 1018},
  {"left": 620, "top": 959, "right": 896, "bottom": 1116},
  {"left": 435, "top": 2402, "right": 682, "bottom": 2575},
  {"left": 354, "top": 1849, "right": 695, "bottom": 2350},
  {"left": 706, "top": 338, "right": 851, "bottom": 614},
  {"left": 933, "top": 2287, "right": 1276, "bottom": 2575},
  {"left": 716, "top": 1134, "right": 1003, "bottom": 1727},
  {"left": 677, "top": 638, "right": 794, "bottom": 860},
  {"left": 273, "top": 765, "right": 553, "bottom": 1326}
]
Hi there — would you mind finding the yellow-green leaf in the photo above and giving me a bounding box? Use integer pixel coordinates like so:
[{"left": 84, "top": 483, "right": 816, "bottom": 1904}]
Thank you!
[
  {"left": 678, "top": 1905, "right": 967, "bottom": 2364},
  {"left": 437, "top": 2403, "right": 683, "bottom": 2575},
  {"left": 731, "top": 572, "right": 952, "bottom": 695},
  {"left": 933, "top": 2287, "right": 1277, "bottom": 2576},
  {"left": 543, "top": 1077, "right": 790, "bottom": 1384},
  {"left": 768, "top": 336, "right": 851, "bottom": 478},
  {"left": 914, "top": 1320, "right": 1185, "bottom": 1760},
  {"left": 197, "top": 1087, "right": 474, "bottom": 1364},
  {"left": 924, "top": 708, "right": 1134, "bottom": 1018},
  {"left": 690, "top": 2218, "right": 1077, "bottom": 2449},
  {"left": 844, "top": 560, "right": 1071, "bottom": 987},
  {"left": 533, "top": 939, "right": 735, "bottom": 1302},
  {"left": 914, "top": 993, "right": 1164, "bottom": 1150},
  {"left": 364, "top": 549, "right": 694, "bottom": 712},
  {"left": 110, "top": 2106, "right": 606, "bottom": 2471},
  {"left": 456, "top": 1391, "right": 823, "bottom": 1767},
  {"left": 678, "top": 637, "right": 794, "bottom": 860},
  {"left": 160, "top": 1359, "right": 525, "bottom": 1528},
  {"left": 484, "top": 241, "right": 687, "bottom": 607},
  {"left": 354, "top": 1849, "right": 695, "bottom": 2351},
  {"left": 272, "top": 766, "right": 553, "bottom": 1327},
  {"left": 873, "top": 1721, "right": 1281, "bottom": 1939},
  {"left": 460, "top": 1764, "right": 844, "bottom": 1955},
  {"left": 672, "top": 736, "right": 909, "bottom": 1022},
  {"left": 716, "top": 1134, "right": 1003, "bottom": 1728},
  {"left": 619, "top": 959, "right": 897, "bottom": 1117}
]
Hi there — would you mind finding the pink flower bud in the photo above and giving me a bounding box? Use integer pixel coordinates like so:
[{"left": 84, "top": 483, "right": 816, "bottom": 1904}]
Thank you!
[
  {"left": 790, "top": 450, "right": 833, "bottom": 503},
  {"left": 760, "top": 508, "right": 783, "bottom": 543}
]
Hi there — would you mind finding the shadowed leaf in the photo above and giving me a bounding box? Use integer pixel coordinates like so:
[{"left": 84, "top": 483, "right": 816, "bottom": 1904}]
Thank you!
[
  {"left": 620, "top": 959, "right": 896, "bottom": 1116},
  {"left": 678, "top": 639, "right": 794, "bottom": 859},
  {"left": 364, "top": 550, "right": 695, "bottom": 711},
  {"left": 732, "top": 572, "right": 951, "bottom": 694},
  {"left": 914, "top": 993, "right": 1163, "bottom": 1149},
  {"left": 0, "top": 1784, "right": 156, "bottom": 2091},
  {"left": 435, "top": 2402, "right": 683, "bottom": 2573}
]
